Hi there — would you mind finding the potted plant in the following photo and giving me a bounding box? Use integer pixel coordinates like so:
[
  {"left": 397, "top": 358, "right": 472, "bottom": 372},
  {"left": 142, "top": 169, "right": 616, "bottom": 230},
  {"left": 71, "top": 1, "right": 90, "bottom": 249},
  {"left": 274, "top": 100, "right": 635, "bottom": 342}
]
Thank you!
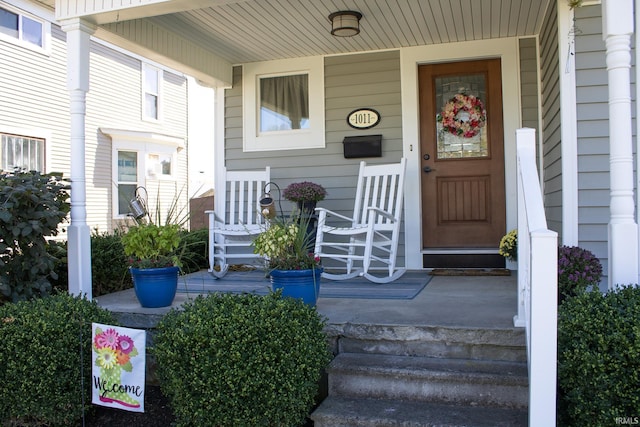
[
  {"left": 283, "top": 181, "right": 327, "bottom": 249},
  {"left": 499, "top": 229, "right": 518, "bottom": 262},
  {"left": 121, "top": 222, "right": 182, "bottom": 308},
  {"left": 252, "top": 214, "right": 322, "bottom": 306},
  {"left": 282, "top": 181, "right": 327, "bottom": 214}
]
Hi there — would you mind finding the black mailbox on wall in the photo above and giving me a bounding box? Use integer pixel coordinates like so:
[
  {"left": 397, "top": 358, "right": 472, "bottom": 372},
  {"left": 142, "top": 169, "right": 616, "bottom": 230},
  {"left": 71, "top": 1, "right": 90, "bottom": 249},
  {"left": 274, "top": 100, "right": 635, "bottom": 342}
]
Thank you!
[{"left": 342, "top": 135, "right": 382, "bottom": 158}]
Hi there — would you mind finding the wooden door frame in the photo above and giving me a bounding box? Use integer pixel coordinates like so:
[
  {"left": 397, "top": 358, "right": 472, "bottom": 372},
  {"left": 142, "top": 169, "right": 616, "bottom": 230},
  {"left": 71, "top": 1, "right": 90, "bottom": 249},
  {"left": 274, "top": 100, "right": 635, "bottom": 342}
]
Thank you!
[{"left": 399, "top": 40, "right": 521, "bottom": 270}]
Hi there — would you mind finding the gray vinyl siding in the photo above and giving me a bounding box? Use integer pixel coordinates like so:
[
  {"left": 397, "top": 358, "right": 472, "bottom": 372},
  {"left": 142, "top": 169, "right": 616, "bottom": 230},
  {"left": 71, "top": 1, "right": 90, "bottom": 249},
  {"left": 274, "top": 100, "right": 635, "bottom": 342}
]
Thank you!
[
  {"left": 324, "top": 50, "right": 403, "bottom": 216},
  {"left": 538, "top": 1, "right": 562, "bottom": 238},
  {"left": 574, "top": 5, "right": 611, "bottom": 280},
  {"left": 519, "top": 37, "right": 540, "bottom": 135},
  {"left": 225, "top": 50, "right": 404, "bottom": 267},
  {"left": 225, "top": 51, "right": 404, "bottom": 190}
]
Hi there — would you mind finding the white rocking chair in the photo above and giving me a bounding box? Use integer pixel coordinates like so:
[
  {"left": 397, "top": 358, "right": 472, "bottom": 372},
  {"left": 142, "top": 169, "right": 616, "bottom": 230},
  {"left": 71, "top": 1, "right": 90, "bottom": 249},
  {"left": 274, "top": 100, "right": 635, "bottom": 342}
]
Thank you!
[
  {"left": 206, "top": 167, "right": 270, "bottom": 278},
  {"left": 314, "top": 158, "right": 407, "bottom": 283}
]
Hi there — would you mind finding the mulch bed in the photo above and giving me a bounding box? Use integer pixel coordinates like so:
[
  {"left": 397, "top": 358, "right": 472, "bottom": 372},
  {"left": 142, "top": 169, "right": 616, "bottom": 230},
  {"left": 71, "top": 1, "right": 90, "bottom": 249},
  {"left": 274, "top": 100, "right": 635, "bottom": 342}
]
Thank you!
[
  {"left": 83, "top": 386, "right": 176, "bottom": 427},
  {"left": 84, "top": 386, "right": 314, "bottom": 426}
]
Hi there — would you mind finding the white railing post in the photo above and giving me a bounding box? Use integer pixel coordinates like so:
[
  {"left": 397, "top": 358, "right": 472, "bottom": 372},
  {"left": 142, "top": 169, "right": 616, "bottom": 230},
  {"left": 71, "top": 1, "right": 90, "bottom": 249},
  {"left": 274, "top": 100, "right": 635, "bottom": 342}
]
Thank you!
[
  {"left": 515, "top": 128, "right": 558, "bottom": 427},
  {"left": 529, "top": 230, "right": 557, "bottom": 427}
]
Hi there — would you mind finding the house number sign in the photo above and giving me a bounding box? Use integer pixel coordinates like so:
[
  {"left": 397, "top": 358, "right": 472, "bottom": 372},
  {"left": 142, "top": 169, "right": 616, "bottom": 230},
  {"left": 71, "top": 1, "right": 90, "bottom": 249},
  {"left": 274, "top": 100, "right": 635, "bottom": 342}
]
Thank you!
[{"left": 347, "top": 108, "right": 381, "bottom": 129}]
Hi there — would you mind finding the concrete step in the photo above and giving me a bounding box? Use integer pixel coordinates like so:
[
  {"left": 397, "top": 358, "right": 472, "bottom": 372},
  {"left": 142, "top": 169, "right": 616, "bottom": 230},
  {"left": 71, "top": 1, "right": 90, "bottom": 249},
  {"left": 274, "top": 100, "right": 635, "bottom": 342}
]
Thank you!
[
  {"left": 310, "top": 396, "right": 528, "bottom": 427},
  {"left": 327, "top": 353, "right": 529, "bottom": 409},
  {"left": 324, "top": 324, "right": 527, "bottom": 362}
]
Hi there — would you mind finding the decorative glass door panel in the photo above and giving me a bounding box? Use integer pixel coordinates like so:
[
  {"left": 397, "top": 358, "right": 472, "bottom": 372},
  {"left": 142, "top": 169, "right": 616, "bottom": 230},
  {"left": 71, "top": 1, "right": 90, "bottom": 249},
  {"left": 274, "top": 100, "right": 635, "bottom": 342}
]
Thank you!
[{"left": 435, "top": 74, "right": 488, "bottom": 159}]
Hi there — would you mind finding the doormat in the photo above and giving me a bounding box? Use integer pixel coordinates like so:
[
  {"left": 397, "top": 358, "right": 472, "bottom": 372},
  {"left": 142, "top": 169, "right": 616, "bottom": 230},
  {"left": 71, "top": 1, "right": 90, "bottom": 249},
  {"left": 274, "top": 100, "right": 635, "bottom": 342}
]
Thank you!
[
  {"left": 178, "top": 270, "right": 431, "bottom": 300},
  {"left": 429, "top": 268, "right": 511, "bottom": 276}
]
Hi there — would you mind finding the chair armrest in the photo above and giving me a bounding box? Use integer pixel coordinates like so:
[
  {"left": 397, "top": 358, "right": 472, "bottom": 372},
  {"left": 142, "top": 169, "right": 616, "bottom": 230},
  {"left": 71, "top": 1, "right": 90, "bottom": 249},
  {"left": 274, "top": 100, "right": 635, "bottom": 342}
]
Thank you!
[
  {"left": 367, "top": 206, "right": 396, "bottom": 222},
  {"left": 315, "top": 207, "right": 355, "bottom": 222},
  {"left": 205, "top": 210, "right": 225, "bottom": 225}
]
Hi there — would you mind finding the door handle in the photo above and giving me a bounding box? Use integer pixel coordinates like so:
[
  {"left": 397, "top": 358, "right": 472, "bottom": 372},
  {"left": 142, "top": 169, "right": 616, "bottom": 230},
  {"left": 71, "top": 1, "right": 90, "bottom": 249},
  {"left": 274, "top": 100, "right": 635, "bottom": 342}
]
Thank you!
[{"left": 423, "top": 166, "right": 435, "bottom": 173}]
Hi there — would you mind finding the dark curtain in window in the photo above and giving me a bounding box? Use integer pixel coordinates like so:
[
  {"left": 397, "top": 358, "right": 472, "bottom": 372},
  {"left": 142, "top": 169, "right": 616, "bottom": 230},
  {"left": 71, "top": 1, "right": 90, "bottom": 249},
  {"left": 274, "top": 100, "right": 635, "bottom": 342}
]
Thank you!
[{"left": 260, "top": 74, "right": 309, "bottom": 130}]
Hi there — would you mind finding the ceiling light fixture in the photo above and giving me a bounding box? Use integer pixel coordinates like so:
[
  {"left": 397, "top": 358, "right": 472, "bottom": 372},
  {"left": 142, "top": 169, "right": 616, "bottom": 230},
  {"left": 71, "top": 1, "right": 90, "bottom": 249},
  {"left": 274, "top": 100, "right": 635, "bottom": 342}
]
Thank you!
[{"left": 329, "top": 11, "right": 362, "bottom": 37}]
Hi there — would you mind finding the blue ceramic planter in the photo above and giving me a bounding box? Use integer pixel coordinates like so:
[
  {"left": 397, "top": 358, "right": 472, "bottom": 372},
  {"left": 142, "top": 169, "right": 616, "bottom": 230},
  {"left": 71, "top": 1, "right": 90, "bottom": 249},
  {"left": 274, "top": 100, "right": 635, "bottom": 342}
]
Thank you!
[
  {"left": 130, "top": 266, "right": 179, "bottom": 308},
  {"left": 270, "top": 268, "right": 322, "bottom": 306}
]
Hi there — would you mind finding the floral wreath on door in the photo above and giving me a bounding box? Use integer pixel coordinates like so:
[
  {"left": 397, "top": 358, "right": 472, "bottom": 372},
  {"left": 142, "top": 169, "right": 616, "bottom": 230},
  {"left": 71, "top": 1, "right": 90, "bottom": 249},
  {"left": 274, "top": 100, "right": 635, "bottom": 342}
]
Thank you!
[{"left": 436, "top": 93, "right": 487, "bottom": 138}]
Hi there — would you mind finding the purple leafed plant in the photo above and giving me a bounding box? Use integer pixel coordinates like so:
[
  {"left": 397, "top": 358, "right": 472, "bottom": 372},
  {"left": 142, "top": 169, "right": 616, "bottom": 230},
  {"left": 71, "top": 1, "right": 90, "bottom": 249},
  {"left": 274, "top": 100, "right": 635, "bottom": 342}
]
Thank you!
[
  {"left": 557, "top": 245, "right": 603, "bottom": 303},
  {"left": 282, "top": 181, "right": 327, "bottom": 203}
]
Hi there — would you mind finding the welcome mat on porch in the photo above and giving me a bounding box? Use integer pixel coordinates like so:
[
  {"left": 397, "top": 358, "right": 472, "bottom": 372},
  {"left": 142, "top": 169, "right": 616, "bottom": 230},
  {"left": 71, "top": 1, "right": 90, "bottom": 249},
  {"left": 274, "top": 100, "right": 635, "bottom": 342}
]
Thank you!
[
  {"left": 178, "top": 270, "right": 431, "bottom": 300},
  {"left": 429, "top": 268, "right": 511, "bottom": 276}
]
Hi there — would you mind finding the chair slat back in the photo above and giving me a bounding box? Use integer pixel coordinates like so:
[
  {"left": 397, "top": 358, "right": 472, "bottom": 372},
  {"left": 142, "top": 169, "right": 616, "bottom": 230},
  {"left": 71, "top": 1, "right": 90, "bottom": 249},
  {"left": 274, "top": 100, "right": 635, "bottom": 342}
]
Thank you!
[
  {"left": 216, "top": 167, "right": 270, "bottom": 228},
  {"left": 352, "top": 159, "right": 406, "bottom": 228}
]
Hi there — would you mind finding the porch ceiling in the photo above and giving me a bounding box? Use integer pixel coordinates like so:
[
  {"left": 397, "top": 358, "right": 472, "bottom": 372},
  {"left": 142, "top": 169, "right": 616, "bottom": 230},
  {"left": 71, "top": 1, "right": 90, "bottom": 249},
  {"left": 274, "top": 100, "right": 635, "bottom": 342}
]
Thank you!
[{"left": 42, "top": 0, "right": 552, "bottom": 64}]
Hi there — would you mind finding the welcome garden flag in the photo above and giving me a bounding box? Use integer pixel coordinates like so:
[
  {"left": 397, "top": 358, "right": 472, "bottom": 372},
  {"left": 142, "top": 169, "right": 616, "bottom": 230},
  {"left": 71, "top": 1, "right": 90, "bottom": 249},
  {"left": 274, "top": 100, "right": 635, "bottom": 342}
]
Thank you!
[{"left": 91, "top": 323, "right": 146, "bottom": 412}]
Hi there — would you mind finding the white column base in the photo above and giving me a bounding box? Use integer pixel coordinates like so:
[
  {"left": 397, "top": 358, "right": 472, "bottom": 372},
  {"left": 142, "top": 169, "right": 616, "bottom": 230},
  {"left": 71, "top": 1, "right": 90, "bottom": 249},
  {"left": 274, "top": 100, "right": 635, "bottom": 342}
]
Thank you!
[
  {"left": 67, "top": 224, "right": 92, "bottom": 298},
  {"left": 609, "top": 222, "right": 639, "bottom": 289}
]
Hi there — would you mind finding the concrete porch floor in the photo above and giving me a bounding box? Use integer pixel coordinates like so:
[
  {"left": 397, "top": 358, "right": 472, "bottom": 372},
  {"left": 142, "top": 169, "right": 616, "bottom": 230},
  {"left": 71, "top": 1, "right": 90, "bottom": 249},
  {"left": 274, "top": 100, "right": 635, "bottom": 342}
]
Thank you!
[{"left": 94, "top": 270, "right": 520, "bottom": 331}]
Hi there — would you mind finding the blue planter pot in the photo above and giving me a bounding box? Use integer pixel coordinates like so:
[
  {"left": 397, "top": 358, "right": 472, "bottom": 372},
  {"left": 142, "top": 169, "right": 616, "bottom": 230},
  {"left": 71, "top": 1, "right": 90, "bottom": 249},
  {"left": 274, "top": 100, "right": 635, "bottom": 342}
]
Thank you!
[
  {"left": 270, "top": 268, "right": 322, "bottom": 306},
  {"left": 130, "top": 266, "right": 179, "bottom": 308}
]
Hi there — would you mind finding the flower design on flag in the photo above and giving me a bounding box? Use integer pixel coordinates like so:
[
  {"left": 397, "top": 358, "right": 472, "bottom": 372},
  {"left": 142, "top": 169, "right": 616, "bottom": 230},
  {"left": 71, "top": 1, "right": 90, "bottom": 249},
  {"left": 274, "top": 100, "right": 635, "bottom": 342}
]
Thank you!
[{"left": 93, "top": 327, "right": 139, "bottom": 371}]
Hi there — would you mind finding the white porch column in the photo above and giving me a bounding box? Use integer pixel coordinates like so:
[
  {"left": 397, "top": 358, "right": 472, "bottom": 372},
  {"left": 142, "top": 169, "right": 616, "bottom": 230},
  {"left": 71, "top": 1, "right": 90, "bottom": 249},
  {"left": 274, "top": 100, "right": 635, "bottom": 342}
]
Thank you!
[
  {"left": 602, "top": 0, "right": 639, "bottom": 288},
  {"left": 61, "top": 18, "right": 96, "bottom": 299}
]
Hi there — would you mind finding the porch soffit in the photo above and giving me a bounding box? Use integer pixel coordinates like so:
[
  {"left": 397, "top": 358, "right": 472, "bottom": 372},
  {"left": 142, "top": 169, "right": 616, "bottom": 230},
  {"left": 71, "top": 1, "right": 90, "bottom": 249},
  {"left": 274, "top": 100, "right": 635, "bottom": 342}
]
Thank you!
[
  {"left": 52, "top": 0, "right": 239, "bottom": 87},
  {"left": 44, "top": 0, "right": 553, "bottom": 69}
]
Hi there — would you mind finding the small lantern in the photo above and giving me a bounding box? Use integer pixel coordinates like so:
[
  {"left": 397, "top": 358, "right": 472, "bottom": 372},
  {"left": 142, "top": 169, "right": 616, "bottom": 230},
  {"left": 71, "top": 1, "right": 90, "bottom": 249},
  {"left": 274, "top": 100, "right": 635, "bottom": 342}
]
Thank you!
[
  {"left": 259, "top": 182, "right": 282, "bottom": 220},
  {"left": 260, "top": 192, "right": 277, "bottom": 219}
]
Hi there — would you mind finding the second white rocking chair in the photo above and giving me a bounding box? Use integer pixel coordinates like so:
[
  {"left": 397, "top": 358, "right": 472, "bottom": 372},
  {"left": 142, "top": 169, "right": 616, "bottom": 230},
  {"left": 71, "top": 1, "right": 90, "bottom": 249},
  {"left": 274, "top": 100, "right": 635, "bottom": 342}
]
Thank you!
[
  {"left": 206, "top": 166, "right": 270, "bottom": 278},
  {"left": 314, "top": 158, "right": 407, "bottom": 283}
]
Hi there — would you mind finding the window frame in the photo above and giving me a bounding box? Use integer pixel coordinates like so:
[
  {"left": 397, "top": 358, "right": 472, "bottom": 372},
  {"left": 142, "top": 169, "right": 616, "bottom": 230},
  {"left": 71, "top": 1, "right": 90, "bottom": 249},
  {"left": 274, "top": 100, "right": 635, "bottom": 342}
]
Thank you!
[
  {"left": 0, "top": 2, "right": 50, "bottom": 54},
  {"left": 0, "top": 126, "right": 50, "bottom": 172},
  {"left": 243, "top": 56, "right": 325, "bottom": 152},
  {"left": 141, "top": 63, "right": 163, "bottom": 123},
  {"left": 103, "top": 128, "right": 184, "bottom": 219},
  {"left": 115, "top": 150, "right": 142, "bottom": 217}
]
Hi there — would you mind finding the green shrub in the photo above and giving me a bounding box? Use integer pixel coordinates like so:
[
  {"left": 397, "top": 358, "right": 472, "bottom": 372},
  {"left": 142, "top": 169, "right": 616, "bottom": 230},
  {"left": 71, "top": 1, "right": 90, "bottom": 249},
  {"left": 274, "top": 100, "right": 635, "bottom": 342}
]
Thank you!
[
  {"left": 0, "top": 170, "right": 70, "bottom": 303},
  {"left": 0, "top": 293, "right": 117, "bottom": 425},
  {"left": 48, "top": 239, "right": 69, "bottom": 293},
  {"left": 90, "top": 229, "right": 132, "bottom": 296},
  {"left": 153, "top": 292, "right": 332, "bottom": 427},
  {"left": 48, "top": 228, "right": 207, "bottom": 297},
  {"left": 47, "top": 231, "right": 133, "bottom": 297},
  {"left": 558, "top": 286, "right": 640, "bottom": 426}
]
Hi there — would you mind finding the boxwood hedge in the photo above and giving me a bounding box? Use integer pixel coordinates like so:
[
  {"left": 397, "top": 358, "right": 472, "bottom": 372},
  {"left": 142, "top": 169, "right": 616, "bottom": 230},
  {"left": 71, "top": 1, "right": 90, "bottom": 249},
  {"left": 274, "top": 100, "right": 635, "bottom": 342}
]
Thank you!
[
  {"left": 153, "top": 291, "right": 332, "bottom": 427},
  {"left": 558, "top": 286, "right": 640, "bottom": 426}
]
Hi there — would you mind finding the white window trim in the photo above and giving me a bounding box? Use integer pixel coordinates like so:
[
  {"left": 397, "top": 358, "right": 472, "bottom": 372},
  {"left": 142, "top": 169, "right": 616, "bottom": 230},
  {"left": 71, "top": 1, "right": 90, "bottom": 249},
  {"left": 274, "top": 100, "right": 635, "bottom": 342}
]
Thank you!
[
  {"left": 0, "top": 125, "right": 51, "bottom": 172},
  {"left": 141, "top": 63, "right": 163, "bottom": 123},
  {"left": 0, "top": 0, "right": 51, "bottom": 55},
  {"left": 102, "top": 128, "right": 184, "bottom": 219},
  {"left": 243, "top": 56, "right": 325, "bottom": 152}
]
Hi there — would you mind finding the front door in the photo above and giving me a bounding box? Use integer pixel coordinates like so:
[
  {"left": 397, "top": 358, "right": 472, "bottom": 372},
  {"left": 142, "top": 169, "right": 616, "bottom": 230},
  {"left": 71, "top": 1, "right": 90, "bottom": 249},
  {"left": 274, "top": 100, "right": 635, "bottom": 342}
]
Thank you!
[{"left": 419, "top": 59, "right": 505, "bottom": 262}]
